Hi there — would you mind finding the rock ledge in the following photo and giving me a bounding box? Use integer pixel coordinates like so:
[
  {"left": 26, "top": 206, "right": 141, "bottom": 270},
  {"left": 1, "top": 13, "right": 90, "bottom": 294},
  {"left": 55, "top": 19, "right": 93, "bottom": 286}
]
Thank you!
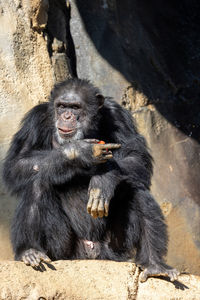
[{"left": 0, "top": 261, "right": 200, "bottom": 300}]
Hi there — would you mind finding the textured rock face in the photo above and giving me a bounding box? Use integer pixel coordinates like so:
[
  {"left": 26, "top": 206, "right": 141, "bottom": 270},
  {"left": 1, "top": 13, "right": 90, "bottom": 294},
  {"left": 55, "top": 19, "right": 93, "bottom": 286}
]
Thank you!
[
  {"left": 0, "top": 261, "right": 200, "bottom": 300},
  {"left": 70, "top": 0, "right": 200, "bottom": 274},
  {"left": 0, "top": 0, "right": 200, "bottom": 277},
  {"left": 0, "top": 0, "right": 73, "bottom": 259},
  {"left": 0, "top": 0, "right": 54, "bottom": 260},
  {"left": 135, "top": 109, "right": 200, "bottom": 275}
]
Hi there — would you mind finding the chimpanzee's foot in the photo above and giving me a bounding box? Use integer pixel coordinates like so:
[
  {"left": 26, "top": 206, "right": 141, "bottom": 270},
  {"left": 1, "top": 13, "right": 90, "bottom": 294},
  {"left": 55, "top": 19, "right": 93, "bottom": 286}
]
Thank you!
[
  {"left": 21, "top": 248, "right": 51, "bottom": 267},
  {"left": 139, "top": 264, "right": 180, "bottom": 282}
]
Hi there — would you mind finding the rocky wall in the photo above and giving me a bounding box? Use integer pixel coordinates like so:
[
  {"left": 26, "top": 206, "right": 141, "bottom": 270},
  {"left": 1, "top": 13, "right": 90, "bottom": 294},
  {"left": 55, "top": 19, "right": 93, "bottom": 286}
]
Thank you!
[
  {"left": 70, "top": 0, "right": 200, "bottom": 274},
  {"left": 0, "top": 0, "right": 200, "bottom": 276},
  {"left": 0, "top": 0, "right": 72, "bottom": 259}
]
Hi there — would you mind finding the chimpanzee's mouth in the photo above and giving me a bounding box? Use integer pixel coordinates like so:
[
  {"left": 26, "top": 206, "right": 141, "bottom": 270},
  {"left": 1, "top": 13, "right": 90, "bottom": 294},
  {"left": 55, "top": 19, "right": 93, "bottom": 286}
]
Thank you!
[{"left": 58, "top": 128, "right": 76, "bottom": 136}]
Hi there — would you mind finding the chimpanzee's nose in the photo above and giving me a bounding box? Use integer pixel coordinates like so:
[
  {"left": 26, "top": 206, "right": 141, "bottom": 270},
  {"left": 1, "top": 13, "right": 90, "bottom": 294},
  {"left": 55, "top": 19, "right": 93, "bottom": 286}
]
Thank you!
[{"left": 63, "top": 111, "right": 73, "bottom": 120}]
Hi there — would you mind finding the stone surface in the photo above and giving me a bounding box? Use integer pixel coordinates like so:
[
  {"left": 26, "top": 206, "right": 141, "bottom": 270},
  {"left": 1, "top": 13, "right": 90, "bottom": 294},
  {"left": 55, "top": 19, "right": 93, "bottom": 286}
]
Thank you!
[
  {"left": 137, "top": 273, "right": 200, "bottom": 300},
  {"left": 46, "top": 0, "right": 76, "bottom": 81},
  {"left": 1, "top": 0, "right": 200, "bottom": 278},
  {"left": 134, "top": 108, "right": 200, "bottom": 275},
  {"left": 0, "top": 260, "right": 200, "bottom": 300},
  {"left": 70, "top": 1, "right": 130, "bottom": 101},
  {"left": 31, "top": 0, "right": 49, "bottom": 31},
  {"left": 0, "top": 0, "right": 70, "bottom": 260},
  {"left": 0, "top": 261, "right": 138, "bottom": 300},
  {"left": 70, "top": 0, "right": 200, "bottom": 274},
  {"left": 0, "top": 0, "right": 52, "bottom": 260}
]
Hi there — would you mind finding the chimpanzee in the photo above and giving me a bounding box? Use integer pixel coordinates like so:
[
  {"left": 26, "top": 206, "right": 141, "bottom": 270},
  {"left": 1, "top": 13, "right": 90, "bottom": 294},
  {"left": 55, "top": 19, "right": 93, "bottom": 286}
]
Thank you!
[{"left": 3, "top": 78, "right": 179, "bottom": 282}]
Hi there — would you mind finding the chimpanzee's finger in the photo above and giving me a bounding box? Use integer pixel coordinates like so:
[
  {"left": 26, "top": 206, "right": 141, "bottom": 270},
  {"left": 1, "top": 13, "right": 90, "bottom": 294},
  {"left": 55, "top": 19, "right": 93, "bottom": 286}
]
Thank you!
[
  {"left": 87, "top": 189, "right": 96, "bottom": 214},
  {"left": 28, "top": 254, "right": 40, "bottom": 267},
  {"left": 84, "top": 139, "right": 100, "bottom": 144},
  {"left": 104, "top": 200, "right": 110, "bottom": 217},
  {"left": 101, "top": 154, "right": 113, "bottom": 160},
  {"left": 91, "top": 198, "right": 98, "bottom": 219},
  {"left": 97, "top": 198, "right": 105, "bottom": 218},
  {"left": 102, "top": 149, "right": 112, "bottom": 153},
  {"left": 22, "top": 255, "right": 31, "bottom": 265},
  {"left": 39, "top": 252, "right": 51, "bottom": 263},
  {"left": 87, "top": 196, "right": 93, "bottom": 214},
  {"left": 98, "top": 143, "right": 121, "bottom": 150}
]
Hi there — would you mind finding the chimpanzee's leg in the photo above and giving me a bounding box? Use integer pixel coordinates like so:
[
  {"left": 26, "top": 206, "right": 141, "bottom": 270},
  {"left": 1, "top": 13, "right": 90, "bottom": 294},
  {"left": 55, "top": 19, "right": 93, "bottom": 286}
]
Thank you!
[
  {"left": 12, "top": 180, "right": 75, "bottom": 267},
  {"left": 134, "top": 189, "right": 179, "bottom": 282}
]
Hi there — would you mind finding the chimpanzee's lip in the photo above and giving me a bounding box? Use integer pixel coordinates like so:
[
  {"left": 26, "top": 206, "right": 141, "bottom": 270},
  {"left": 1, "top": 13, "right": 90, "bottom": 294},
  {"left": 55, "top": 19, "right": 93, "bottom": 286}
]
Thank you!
[{"left": 58, "top": 128, "right": 76, "bottom": 135}]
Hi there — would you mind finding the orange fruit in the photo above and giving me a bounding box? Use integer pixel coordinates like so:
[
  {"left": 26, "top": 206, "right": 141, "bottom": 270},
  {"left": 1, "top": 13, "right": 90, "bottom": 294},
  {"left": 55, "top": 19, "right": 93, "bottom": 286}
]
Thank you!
[{"left": 98, "top": 141, "right": 105, "bottom": 144}]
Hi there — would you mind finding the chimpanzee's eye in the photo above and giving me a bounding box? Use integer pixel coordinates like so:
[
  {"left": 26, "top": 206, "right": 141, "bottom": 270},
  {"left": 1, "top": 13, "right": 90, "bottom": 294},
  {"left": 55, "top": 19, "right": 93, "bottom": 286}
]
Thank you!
[
  {"left": 57, "top": 104, "right": 65, "bottom": 109},
  {"left": 72, "top": 105, "right": 80, "bottom": 110}
]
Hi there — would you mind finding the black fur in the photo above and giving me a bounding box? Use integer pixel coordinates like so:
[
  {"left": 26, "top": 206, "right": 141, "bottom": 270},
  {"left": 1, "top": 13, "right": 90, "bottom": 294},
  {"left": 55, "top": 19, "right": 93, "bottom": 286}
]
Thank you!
[{"left": 3, "top": 78, "right": 169, "bottom": 272}]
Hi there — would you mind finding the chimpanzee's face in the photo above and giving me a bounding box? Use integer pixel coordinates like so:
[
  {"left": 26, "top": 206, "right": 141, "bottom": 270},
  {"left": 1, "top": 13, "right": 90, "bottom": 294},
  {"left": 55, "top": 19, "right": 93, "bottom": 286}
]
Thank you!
[
  {"left": 52, "top": 82, "right": 105, "bottom": 145},
  {"left": 54, "top": 90, "right": 86, "bottom": 143}
]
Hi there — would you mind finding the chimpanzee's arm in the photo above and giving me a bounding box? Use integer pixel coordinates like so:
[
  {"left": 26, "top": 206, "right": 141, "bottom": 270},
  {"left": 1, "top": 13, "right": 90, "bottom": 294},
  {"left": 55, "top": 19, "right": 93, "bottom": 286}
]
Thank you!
[
  {"left": 3, "top": 148, "right": 83, "bottom": 194},
  {"left": 87, "top": 135, "right": 153, "bottom": 218},
  {"left": 3, "top": 138, "right": 118, "bottom": 195},
  {"left": 115, "top": 135, "right": 153, "bottom": 188}
]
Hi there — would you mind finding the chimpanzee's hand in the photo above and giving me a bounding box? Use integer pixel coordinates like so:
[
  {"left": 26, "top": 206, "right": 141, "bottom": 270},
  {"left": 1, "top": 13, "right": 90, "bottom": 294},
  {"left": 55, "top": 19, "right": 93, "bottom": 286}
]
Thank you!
[
  {"left": 87, "top": 175, "right": 116, "bottom": 218},
  {"left": 84, "top": 139, "right": 121, "bottom": 164},
  {"left": 63, "top": 139, "right": 121, "bottom": 165}
]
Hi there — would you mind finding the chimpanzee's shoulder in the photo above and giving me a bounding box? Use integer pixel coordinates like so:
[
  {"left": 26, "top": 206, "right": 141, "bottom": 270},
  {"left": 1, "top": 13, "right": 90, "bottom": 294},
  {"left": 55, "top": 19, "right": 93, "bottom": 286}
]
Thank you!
[{"left": 102, "top": 97, "right": 138, "bottom": 136}]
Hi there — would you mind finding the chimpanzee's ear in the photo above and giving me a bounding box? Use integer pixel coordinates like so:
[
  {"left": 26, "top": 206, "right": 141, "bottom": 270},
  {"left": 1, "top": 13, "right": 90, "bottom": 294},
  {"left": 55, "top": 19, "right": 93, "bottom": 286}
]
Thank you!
[{"left": 96, "top": 94, "right": 105, "bottom": 109}]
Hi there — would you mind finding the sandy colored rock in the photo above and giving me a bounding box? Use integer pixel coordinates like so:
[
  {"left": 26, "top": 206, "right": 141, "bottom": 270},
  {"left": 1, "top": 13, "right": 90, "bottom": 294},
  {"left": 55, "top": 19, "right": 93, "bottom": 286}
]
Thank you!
[
  {"left": 137, "top": 274, "right": 200, "bottom": 300},
  {"left": 30, "top": 0, "right": 49, "bottom": 31},
  {"left": 0, "top": 0, "right": 54, "bottom": 260},
  {"left": 1, "top": 0, "right": 200, "bottom": 280},
  {"left": 134, "top": 108, "right": 200, "bottom": 275},
  {"left": 0, "top": 260, "right": 200, "bottom": 300},
  {"left": 70, "top": 0, "right": 200, "bottom": 275},
  {"left": 0, "top": 260, "right": 139, "bottom": 300}
]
